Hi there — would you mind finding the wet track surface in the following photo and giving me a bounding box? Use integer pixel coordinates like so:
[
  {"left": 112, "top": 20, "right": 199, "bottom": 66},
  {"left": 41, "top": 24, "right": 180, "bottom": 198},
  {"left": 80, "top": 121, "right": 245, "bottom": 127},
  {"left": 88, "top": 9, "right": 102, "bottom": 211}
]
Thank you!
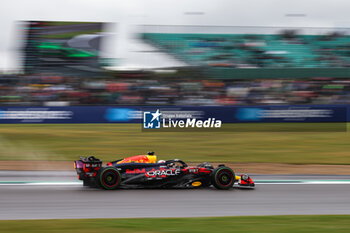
[{"left": 0, "top": 171, "right": 350, "bottom": 220}]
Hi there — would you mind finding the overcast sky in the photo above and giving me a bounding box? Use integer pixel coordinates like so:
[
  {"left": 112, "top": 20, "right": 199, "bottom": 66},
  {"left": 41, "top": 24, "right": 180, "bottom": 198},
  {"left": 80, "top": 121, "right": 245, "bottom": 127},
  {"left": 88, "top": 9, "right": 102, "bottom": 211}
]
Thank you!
[{"left": 1, "top": 0, "right": 350, "bottom": 71}]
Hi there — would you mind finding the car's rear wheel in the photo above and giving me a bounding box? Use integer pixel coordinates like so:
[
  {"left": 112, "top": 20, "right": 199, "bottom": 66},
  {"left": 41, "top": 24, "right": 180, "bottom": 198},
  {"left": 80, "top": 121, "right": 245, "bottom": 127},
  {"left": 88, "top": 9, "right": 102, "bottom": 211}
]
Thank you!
[
  {"left": 211, "top": 166, "right": 235, "bottom": 190},
  {"left": 96, "top": 167, "right": 121, "bottom": 190}
]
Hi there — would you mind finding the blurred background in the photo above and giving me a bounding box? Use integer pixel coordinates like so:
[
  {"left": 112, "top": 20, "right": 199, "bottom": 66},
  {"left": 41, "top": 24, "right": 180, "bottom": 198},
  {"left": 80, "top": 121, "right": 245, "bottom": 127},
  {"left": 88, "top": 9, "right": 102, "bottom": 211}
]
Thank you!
[
  {"left": 2, "top": 2, "right": 350, "bottom": 232},
  {"left": 0, "top": 0, "right": 350, "bottom": 165},
  {"left": 1, "top": 0, "right": 350, "bottom": 106}
]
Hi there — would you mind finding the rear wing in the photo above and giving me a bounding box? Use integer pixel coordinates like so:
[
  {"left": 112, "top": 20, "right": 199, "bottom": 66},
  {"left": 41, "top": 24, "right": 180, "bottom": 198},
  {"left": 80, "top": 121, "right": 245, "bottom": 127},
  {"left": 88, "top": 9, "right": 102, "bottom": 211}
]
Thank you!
[{"left": 74, "top": 156, "right": 102, "bottom": 179}]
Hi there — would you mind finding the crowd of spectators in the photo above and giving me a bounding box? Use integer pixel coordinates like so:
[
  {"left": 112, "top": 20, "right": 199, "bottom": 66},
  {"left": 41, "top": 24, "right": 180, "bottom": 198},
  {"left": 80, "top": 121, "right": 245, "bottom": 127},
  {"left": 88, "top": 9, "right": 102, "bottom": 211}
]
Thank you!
[{"left": 1, "top": 73, "right": 350, "bottom": 106}]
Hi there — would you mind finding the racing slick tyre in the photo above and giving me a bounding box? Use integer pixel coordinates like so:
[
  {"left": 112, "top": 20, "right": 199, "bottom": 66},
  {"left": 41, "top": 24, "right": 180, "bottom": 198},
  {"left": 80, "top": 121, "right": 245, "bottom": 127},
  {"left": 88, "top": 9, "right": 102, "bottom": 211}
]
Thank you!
[
  {"left": 96, "top": 167, "right": 121, "bottom": 190},
  {"left": 211, "top": 166, "right": 235, "bottom": 190}
]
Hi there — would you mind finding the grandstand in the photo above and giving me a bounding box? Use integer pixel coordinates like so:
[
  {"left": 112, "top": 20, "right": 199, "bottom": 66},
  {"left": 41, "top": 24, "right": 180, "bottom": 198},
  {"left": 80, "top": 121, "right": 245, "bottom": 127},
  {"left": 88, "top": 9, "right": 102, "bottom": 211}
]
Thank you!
[
  {"left": 2, "top": 26, "right": 350, "bottom": 106},
  {"left": 141, "top": 26, "right": 350, "bottom": 78},
  {"left": 143, "top": 32, "right": 350, "bottom": 68}
]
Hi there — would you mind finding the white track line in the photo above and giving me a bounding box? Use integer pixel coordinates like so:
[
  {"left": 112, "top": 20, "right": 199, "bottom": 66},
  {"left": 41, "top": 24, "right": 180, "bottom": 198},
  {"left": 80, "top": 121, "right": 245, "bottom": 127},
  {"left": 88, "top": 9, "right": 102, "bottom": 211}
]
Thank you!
[
  {"left": 1, "top": 180, "right": 350, "bottom": 186},
  {"left": 0, "top": 182, "right": 82, "bottom": 186}
]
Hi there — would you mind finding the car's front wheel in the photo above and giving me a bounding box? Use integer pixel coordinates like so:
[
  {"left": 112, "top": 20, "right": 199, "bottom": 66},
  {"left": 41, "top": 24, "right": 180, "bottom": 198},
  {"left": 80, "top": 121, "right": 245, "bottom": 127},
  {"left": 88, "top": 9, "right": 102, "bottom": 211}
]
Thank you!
[
  {"left": 96, "top": 167, "right": 121, "bottom": 190},
  {"left": 211, "top": 166, "right": 235, "bottom": 190}
]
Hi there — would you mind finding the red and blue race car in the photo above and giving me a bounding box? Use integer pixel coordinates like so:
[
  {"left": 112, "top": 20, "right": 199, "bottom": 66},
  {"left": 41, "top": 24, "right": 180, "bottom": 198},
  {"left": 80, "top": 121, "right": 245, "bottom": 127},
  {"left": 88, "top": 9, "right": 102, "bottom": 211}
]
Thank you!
[{"left": 74, "top": 152, "right": 254, "bottom": 190}]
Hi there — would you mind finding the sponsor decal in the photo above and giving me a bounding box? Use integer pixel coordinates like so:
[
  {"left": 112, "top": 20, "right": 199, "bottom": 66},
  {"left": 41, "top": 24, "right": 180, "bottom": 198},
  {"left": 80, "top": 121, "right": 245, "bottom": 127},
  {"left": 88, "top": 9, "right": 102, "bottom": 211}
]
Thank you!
[
  {"left": 188, "top": 168, "right": 199, "bottom": 173},
  {"left": 126, "top": 168, "right": 146, "bottom": 174},
  {"left": 236, "top": 108, "right": 261, "bottom": 121},
  {"left": 0, "top": 110, "right": 72, "bottom": 119},
  {"left": 145, "top": 169, "right": 180, "bottom": 178},
  {"left": 191, "top": 181, "right": 202, "bottom": 187},
  {"left": 83, "top": 163, "right": 100, "bottom": 168},
  {"left": 105, "top": 108, "right": 140, "bottom": 122},
  {"left": 236, "top": 107, "right": 333, "bottom": 121}
]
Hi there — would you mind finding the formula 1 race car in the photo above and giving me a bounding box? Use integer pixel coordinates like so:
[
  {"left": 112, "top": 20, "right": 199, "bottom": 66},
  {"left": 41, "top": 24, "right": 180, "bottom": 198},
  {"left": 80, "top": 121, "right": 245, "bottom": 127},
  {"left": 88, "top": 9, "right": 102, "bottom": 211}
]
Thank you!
[{"left": 74, "top": 152, "right": 255, "bottom": 190}]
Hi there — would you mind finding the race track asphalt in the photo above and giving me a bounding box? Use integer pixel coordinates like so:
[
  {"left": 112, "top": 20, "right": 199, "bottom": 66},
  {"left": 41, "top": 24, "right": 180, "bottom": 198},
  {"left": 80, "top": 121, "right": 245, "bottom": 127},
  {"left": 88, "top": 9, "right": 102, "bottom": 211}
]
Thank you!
[{"left": 0, "top": 171, "right": 350, "bottom": 220}]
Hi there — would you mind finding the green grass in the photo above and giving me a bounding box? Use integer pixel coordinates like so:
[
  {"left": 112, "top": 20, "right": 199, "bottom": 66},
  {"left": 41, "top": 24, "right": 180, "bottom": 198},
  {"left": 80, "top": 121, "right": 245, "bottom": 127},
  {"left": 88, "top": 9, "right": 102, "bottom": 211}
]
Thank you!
[
  {"left": 1, "top": 215, "right": 350, "bottom": 233},
  {"left": 0, "top": 123, "right": 350, "bottom": 164}
]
